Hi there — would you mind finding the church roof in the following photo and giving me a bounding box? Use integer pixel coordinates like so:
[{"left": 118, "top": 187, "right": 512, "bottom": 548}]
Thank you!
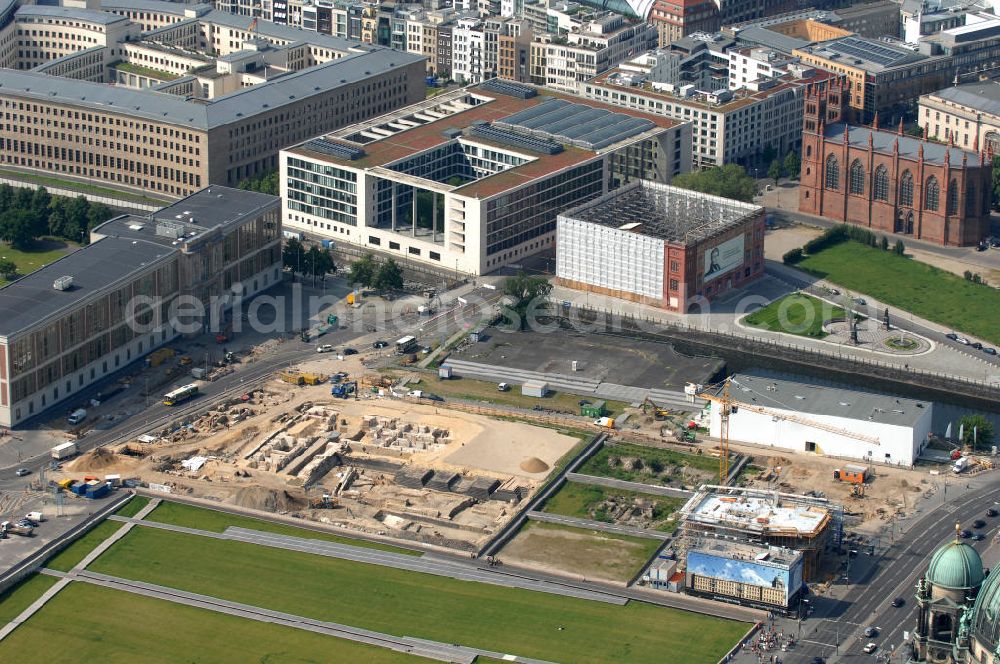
[
  {"left": 927, "top": 539, "right": 985, "bottom": 590},
  {"left": 823, "top": 123, "right": 980, "bottom": 167}
]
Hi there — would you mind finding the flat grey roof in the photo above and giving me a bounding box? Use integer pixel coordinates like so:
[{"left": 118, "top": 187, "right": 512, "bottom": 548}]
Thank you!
[
  {"left": 710, "top": 373, "right": 930, "bottom": 427},
  {"left": 824, "top": 123, "right": 977, "bottom": 166},
  {"left": 0, "top": 49, "right": 423, "bottom": 130},
  {"left": 0, "top": 237, "right": 175, "bottom": 338},
  {"left": 734, "top": 26, "right": 810, "bottom": 54},
  {"left": 16, "top": 4, "right": 129, "bottom": 25},
  {"left": 927, "top": 81, "right": 1000, "bottom": 117},
  {"left": 495, "top": 96, "right": 656, "bottom": 150},
  {"left": 560, "top": 180, "right": 762, "bottom": 245},
  {"left": 93, "top": 186, "right": 278, "bottom": 247},
  {"left": 100, "top": 0, "right": 209, "bottom": 16}
]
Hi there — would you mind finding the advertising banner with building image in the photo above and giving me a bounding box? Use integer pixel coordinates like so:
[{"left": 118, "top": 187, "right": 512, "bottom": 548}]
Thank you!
[{"left": 687, "top": 549, "right": 802, "bottom": 607}]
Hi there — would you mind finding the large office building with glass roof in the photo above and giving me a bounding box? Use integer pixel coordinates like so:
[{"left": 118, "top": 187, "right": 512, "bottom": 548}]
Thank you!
[{"left": 279, "top": 80, "right": 690, "bottom": 275}]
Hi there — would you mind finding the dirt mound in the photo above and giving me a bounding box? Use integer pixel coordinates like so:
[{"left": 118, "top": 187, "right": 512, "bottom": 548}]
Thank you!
[
  {"left": 519, "top": 457, "right": 550, "bottom": 473},
  {"left": 232, "top": 486, "right": 307, "bottom": 513},
  {"left": 68, "top": 448, "right": 120, "bottom": 472}
]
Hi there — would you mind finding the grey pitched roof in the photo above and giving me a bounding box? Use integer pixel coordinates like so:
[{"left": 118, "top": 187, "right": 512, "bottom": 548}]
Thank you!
[
  {"left": 16, "top": 4, "right": 130, "bottom": 25},
  {"left": 0, "top": 49, "right": 424, "bottom": 130},
  {"left": 824, "top": 123, "right": 978, "bottom": 166},
  {"left": 0, "top": 237, "right": 175, "bottom": 338},
  {"left": 100, "top": 0, "right": 205, "bottom": 15},
  {"left": 711, "top": 373, "right": 931, "bottom": 428},
  {"left": 931, "top": 82, "right": 1000, "bottom": 118}
]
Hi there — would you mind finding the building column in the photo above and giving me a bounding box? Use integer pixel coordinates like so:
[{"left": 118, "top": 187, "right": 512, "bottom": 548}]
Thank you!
[
  {"left": 412, "top": 189, "right": 418, "bottom": 237},
  {"left": 391, "top": 182, "right": 397, "bottom": 232},
  {"left": 432, "top": 191, "right": 438, "bottom": 243}
]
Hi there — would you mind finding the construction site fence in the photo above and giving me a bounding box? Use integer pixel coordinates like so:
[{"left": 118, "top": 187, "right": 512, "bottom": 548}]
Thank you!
[{"left": 0, "top": 490, "right": 131, "bottom": 597}]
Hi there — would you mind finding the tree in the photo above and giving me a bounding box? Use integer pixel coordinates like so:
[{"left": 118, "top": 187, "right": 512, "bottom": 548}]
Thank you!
[
  {"left": 501, "top": 271, "right": 552, "bottom": 330},
  {"left": 0, "top": 209, "right": 36, "bottom": 250},
  {"left": 65, "top": 196, "right": 90, "bottom": 242},
  {"left": 894, "top": 239, "right": 906, "bottom": 256},
  {"left": 880, "top": 235, "right": 889, "bottom": 251},
  {"left": 347, "top": 252, "right": 377, "bottom": 287},
  {"left": 959, "top": 414, "right": 994, "bottom": 451},
  {"left": 48, "top": 201, "right": 68, "bottom": 238},
  {"left": 0, "top": 259, "right": 16, "bottom": 280},
  {"left": 768, "top": 159, "right": 783, "bottom": 185},
  {"left": 671, "top": 164, "right": 757, "bottom": 202},
  {"left": 238, "top": 170, "right": 279, "bottom": 196},
  {"left": 783, "top": 151, "right": 800, "bottom": 180},
  {"left": 86, "top": 202, "right": 114, "bottom": 238},
  {"left": 373, "top": 258, "right": 404, "bottom": 291},
  {"left": 283, "top": 238, "right": 303, "bottom": 271}
]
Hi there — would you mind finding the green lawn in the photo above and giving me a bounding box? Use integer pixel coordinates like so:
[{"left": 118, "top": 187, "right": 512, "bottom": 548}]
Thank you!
[
  {"left": 543, "top": 482, "right": 685, "bottom": 532},
  {"left": 798, "top": 240, "right": 1000, "bottom": 345},
  {"left": 578, "top": 441, "right": 718, "bottom": 485},
  {"left": 90, "top": 527, "right": 746, "bottom": 663},
  {"left": 0, "top": 582, "right": 426, "bottom": 663},
  {"left": 44, "top": 520, "right": 124, "bottom": 573},
  {"left": 743, "top": 293, "right": 849, "bottom": 338},
  {"left": 113, "top": 495, "right": 150, "bottom": 518},
  {"left": 403, "top": 373, "right": 629, "bottom": 417},
  {"left": 0, "top": 169, "right": 169, "bottom": 205},
  {"left": 0, "top": 241, "right": 75, "bottom": 286},
  {"left": 113, "top": 61, "right": 181, "bottom": 81},
  {"left": 0, "top": 575, "right": 58, "bottom": 624},
  {"left": 145, "top": 500, "right": 419, "bottom": 555}
]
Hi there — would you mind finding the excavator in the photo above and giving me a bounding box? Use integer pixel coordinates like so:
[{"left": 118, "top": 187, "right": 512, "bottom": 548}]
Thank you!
[{"left": 641, "top": 397, "right": 672, "bottom": 421}]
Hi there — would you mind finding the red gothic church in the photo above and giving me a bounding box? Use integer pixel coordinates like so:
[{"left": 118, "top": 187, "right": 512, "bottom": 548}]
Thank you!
[{"left": 798, "top": 82, "right": 992, "bottom": 246}]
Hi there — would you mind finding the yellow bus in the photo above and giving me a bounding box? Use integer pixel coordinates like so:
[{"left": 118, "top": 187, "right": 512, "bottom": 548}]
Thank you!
[{"left": 163, "top": 383, "right": 199, "bottom": 406}]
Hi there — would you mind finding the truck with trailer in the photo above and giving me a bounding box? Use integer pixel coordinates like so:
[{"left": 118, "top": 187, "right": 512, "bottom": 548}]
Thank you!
[
  {"left": 954, "top": 456, "right": 971, "bottom": 473},
  {"left": 51, "top": 442, "right": 78, "bottom": 460},
  {"left": 1, "top": 521, "right": 33, "bottom": 537}
]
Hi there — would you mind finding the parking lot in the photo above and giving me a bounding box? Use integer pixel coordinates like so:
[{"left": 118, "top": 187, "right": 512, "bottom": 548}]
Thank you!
[
  {"left": 0, "top": 491, "right": 118, "bottom": 575},
  {"left": 451, "top": 327, "right": 724, "bottom": 391}
]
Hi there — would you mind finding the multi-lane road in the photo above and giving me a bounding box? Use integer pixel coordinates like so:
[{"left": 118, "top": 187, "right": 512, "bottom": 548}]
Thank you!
[{"left": 791, "top": 478, "right": 1000, "bottom": 663}]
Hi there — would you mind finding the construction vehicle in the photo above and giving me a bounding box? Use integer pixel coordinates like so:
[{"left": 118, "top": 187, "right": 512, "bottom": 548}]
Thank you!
[
  {"left": 179, "top": 355, "right": 193, "bottom": 366},
  {"left": 327, "top": 314, "right": 339, "bottom": 326},
  {"left": 1, "top": 521, "right": 33, "bottom": 537},
  {"left": 279, "top": 370, "right": 305, "bottom": 386},
  {"left": 331, "top": 381, "right": 357, "bottom": 399},
  {"left": 700, "top": 376, "right": 880, "bottom": 486},
  {"left": 146, "top": 348, "right": 175, "bottom": 368},
  {"left": 954, "top": 456, "right": 971, "bottom": 474},
  {"left": 215, "top": 320, "right": 232, "bottom": 344},
  {"left": 833, "top": 464, "right": 868, "bottom": 484},
  {"left": 641, "top": 397, "right": 672, "bottom": 420},
  {"left": 300, "top": 323, "right": 332, "bottom": 343}
]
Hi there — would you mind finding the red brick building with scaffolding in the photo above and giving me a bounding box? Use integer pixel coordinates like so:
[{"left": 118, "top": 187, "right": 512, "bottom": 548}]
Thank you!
[{"left": 798, "top": 81, "right": 992, "bottom": 246}]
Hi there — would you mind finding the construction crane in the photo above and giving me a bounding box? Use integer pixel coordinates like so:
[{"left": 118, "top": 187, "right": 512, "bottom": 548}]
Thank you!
[{"left": 699, "top": 376, "right": 880, "bottom": 485}]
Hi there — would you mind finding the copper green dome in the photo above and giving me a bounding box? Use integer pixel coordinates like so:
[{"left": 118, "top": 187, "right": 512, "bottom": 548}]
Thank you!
[
  {"left": 926, "top": 540, "right": 985, "bottom": 591},
  {"left": 971, "top": 565, "right": 1000, "bottom": 651}
]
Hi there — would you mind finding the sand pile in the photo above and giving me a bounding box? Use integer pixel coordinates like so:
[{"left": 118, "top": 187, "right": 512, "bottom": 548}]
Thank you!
[
  {"left": 233, "top": 487, "right": 307, "bottom": 513},
  {"left": 519, "top": 457, "right": 550, "bottom": 473},
  {"left": 69, "top": 448, "right": 120, "bottom": 472}
]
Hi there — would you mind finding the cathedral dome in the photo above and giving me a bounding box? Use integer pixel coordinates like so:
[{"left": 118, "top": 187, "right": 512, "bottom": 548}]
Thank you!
[
  {"left": 971, "top": 562, "right": 1000, "bottom": 652},
  {"left": 926, "top": 540, "right": 985, "bottom": 591}
]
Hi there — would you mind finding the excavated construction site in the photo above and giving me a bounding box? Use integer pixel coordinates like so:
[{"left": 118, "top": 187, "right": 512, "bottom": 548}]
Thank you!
[{"left": 57, "top": 377, "right": 579, "bottom": 551}]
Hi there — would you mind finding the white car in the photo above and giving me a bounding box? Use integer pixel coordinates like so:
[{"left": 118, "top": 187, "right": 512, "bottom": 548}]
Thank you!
[
  {"left": 956, "top": 336, "right": 971, "bottom": 345},
  {"left": 863, "top": 643, "right": 877, "bottom": 654},
  {"left": 317, "top": 344, "right": 335, "bottom": 353},
  {"left": 407, "top": 390, "right": 424, "bottom": 399}
]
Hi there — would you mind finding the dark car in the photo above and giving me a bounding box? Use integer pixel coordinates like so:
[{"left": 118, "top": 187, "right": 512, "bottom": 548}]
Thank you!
[
  {"left": 424, "top": 393, "right": 444, "bottom": 402},
  {"left": 973, "top": 342, "right": 984, "bottom": 350},
  {"left": 974, "top": 519, "right": 987, "bottom": 529},
  {"left": 341, "top": 348, "right": 358, "bottom": 356},
  {"left": 946, "top": 332, "right": 959, "bottom": 341},
  {"left": 988, "top": 508, "right": 999, "bottom": 517},
  {"left": 985, "top": 348, "right": 997, "bottom": 355},
  {"left": 973, "top": 533, "right": 986, "bottom": 541},
  {"left": 892, "top": 597, "right": 905, "bottom": 608},
  {"left": 961, "top": 529, "right": 973, "bottom": 538},
  {"left": 372, "top": 340, "right": 388, "bottom": 349}
]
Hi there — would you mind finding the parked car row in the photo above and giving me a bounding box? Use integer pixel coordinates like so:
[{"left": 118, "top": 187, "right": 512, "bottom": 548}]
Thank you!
[{"left": 945, "top": 332, "right": 996, "bottom": 355}]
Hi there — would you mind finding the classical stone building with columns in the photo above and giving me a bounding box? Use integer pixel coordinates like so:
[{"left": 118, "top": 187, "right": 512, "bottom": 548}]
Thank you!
[{"left": 798, "top": 84, "right": 992, "bottom": 247}]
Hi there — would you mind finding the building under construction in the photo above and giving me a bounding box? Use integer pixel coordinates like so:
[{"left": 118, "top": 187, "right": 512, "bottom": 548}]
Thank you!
[{"left": 678, "top": 485, "right": 842, "bottom": 582}]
